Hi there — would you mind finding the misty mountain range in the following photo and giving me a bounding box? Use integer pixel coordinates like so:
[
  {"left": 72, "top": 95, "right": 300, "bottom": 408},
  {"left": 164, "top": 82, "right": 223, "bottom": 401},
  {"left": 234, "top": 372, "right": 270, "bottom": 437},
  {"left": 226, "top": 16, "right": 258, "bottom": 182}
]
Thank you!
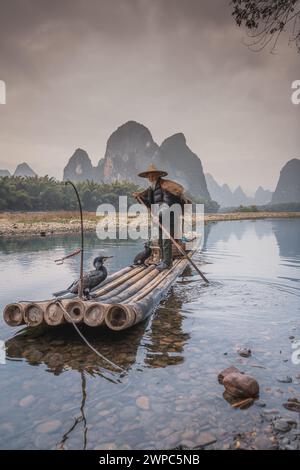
[
  {"left": 63, "top": 121, "right": 210, "bottom": 201},
  {"left": 0, "top": 162, "right": 36, "bottom": 178},
  {"left": 1, "top": 121, "right": 299, "bottom": 208},
  {"left": 205, "top": 173, "right": 272, "bottom": 207}
]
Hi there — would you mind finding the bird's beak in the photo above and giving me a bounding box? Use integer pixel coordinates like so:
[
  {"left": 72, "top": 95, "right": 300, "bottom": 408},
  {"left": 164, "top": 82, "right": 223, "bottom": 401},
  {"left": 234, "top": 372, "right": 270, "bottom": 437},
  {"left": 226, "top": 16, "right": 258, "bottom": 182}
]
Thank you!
[{"left": 103, "top": 256, "right": 113, "bottom": 260}]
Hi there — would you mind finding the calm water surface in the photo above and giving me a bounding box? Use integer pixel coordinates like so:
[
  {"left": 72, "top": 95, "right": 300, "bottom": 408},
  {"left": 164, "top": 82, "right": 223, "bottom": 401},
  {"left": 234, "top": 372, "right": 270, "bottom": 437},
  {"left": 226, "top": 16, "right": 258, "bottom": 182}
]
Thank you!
[{"left": 0, "top": 219, "right": 299, "bottom": 450}]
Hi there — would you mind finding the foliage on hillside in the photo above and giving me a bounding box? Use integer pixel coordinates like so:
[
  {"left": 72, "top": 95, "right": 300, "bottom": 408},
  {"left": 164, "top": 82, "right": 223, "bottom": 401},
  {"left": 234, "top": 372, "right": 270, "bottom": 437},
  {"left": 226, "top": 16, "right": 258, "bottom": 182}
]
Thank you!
[
  {"left": 0, "top": 176, "right": 218, "bottom": 213},
  {"left": 0, "top": 176, "right": 139, "bottom": 211}
]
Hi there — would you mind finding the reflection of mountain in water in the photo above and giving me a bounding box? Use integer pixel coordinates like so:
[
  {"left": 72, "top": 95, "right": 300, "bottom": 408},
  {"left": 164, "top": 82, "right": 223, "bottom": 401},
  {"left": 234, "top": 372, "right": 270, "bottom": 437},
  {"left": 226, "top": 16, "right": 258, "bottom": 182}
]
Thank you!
[
  {"left": 272, "top": 219, "right": 300, "bottom": 259},
  {"left": 253, "top": 220, "right": 273, "bottom": 240},
  {"left": 203, "top": 220, "right": 248, "bottom": 246},
  {"left": 0, "top": 234, "right": 143, "bottom": 289},
  {"left": 0, "top": 232, "right": 139, "bottom": 255}
]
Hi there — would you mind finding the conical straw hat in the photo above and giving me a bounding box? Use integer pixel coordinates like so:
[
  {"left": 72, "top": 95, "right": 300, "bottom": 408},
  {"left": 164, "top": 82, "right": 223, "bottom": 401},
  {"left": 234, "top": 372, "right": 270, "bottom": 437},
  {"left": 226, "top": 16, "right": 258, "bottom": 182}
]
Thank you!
[{"left": 138, "top": 163, "right": 168, "bottom": 178}]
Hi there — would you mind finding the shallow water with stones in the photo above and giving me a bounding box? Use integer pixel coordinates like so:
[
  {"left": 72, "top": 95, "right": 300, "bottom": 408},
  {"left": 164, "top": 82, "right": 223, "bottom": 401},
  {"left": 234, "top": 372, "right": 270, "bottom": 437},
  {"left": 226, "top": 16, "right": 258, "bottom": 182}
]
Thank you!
[{"left": 0, "top": 218, "right": 299, "bottom": 450}]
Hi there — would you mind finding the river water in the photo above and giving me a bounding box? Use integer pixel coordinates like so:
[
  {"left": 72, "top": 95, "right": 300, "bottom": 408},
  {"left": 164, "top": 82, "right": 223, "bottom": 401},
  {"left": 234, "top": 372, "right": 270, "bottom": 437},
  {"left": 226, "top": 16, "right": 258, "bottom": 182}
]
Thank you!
[{"left": 0, "top": 218, "right": 299, "bottom": 450}]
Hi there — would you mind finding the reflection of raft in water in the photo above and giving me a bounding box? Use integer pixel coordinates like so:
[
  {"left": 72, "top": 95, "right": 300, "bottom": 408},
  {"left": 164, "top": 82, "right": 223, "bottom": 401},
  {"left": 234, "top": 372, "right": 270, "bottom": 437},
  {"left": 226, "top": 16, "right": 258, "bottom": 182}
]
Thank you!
[{"left": 3, "top": 243, "right": 199, "bottom": 332}]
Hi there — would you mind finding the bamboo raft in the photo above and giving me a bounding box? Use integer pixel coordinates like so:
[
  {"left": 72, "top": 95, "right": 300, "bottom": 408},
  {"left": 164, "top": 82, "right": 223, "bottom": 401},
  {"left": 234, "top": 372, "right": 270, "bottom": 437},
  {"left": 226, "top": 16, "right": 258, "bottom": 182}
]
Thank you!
[{"left": 3, "top": 242, "right": 199, "bottom": 332}]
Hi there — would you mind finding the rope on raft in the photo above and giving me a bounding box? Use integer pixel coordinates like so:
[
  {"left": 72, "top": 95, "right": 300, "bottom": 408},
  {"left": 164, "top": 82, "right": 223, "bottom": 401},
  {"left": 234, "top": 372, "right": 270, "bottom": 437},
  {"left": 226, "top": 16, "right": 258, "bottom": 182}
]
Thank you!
[{"left": 56, "top": 300, "right": 126, "bottom": 374}]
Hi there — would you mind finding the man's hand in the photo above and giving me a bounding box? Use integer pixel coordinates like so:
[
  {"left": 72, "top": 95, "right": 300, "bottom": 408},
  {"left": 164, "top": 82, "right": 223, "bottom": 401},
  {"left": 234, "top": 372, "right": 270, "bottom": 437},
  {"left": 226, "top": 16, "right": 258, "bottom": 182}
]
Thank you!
[{"left": 132, "top": 192, "right": 140, "bottom": 199}]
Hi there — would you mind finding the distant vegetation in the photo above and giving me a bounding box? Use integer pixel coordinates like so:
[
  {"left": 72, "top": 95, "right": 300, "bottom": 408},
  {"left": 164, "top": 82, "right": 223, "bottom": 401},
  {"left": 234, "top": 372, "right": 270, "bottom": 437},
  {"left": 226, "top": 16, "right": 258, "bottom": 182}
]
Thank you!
[
  {"left": 231, "top": 203, "right": 300, "bottom": 213},
  {"left": 191, "top": 195, "right": 220, "bottom": 213},
  {"left": 0, "top": 176, "right": 140, "bottom": 211},
  {"left": 233, "top": 205, "right": 259, "bottom": 213},
  {"left": 0, "top": 176, "right": 218, "bottom": 213},
  {"left": 258, "top": 203, "right": 300, "bottom": 212}
]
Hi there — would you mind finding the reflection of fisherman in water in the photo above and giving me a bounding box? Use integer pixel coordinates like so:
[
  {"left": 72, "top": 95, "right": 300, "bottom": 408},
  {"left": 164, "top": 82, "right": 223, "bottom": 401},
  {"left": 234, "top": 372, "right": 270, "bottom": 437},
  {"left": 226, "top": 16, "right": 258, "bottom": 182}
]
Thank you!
[{"left": 144, "top": 283, "right": 190, "bottom": 368}]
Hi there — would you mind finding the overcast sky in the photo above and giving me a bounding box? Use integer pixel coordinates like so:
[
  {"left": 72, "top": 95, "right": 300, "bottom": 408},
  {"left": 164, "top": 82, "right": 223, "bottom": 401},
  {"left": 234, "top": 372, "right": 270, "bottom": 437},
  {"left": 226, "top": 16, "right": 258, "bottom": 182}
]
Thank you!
[{"left": 0, "top": 0, "right": 299, "bottom": 192}]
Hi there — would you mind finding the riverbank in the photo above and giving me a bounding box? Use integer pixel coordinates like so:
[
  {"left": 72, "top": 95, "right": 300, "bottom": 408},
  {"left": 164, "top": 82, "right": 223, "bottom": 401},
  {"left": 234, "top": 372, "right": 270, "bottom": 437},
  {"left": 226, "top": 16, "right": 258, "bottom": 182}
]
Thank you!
[{"left": 1, "top": 210, "right": 300, "bottom": 238}]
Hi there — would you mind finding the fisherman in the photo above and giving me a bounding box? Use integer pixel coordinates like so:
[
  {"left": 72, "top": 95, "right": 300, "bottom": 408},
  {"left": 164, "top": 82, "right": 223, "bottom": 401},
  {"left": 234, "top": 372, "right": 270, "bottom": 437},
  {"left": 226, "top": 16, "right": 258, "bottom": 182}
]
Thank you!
[{"left": 133, "top": 164, "right": 190, "bottom": 271}]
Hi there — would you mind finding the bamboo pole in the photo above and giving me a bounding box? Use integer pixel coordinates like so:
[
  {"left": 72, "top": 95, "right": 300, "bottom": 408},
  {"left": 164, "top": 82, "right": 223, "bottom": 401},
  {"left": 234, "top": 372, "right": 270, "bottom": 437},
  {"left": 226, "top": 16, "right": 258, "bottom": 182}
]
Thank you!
[
  {"left": 103, "top": 260, "right": 181, "bottom": 306},
  {"left": 65, "top": 181, "right": 84, "bottom": 298},
  {"left": 128, "top": 260, "right": 182, "bottom": 303},
  {"left": 90, "top": 265, "right": 133, "bottom": 291},
  {"left": 105, "top": 257, "right": 188, "bottom": 330},
  {"left": 91, "top": 266, "right": 144, "bottom": 297},
  {"left": 100, "top": 269, "right": 159, "bottom": 304},
  {"left": 98, "top": 265, "right": 156, "bottom": 302}
]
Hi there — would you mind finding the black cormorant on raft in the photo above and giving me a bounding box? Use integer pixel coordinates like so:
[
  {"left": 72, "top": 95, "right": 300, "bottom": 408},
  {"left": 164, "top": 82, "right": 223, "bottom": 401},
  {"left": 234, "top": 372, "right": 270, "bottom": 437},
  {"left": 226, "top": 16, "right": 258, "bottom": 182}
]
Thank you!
[
  {"left": 132, "top": 241, "right": 152, "bottom": 266},
  {"left": 53, "top": 255, "right": 113, "bottom": 298}
]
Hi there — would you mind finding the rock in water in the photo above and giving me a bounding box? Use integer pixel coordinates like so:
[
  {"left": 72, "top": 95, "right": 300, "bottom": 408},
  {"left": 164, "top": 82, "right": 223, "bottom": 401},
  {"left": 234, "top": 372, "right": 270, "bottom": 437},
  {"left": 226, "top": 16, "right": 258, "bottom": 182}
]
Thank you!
[
  {"left": 218, "top": 366, "right": 240, "bottom": 384},
  {"left": 277, "top": 376, "right": 292, "bottom": 384},
  {"left": 196, "top": 432, "right": 217, "bottom": 447},
  {"left": 273, "top": 419, "right": 292, "bottom": 433},
  {"left": 136, "top": 395, "right": 150, "bottom": 410},
  {"left": 223, "top": 373, "right": 259, "bottom": 398},
  {"left": 36, "top": 420, "right": 62, "bottom": 434},
  {"left": 237, "top": 348, "right": 251, "bottom": 358},
  {"left": 283, "top": 398, "right": 300, "bottom": 413},
  {"left": 272, "top": 158, "right": 300, "bottom": 204},
  {"left": 19, "top": 395, "right": 35, "bottom": 407},
  {"left": 218, "top": 366, "right": 259, "bottom": 399}
]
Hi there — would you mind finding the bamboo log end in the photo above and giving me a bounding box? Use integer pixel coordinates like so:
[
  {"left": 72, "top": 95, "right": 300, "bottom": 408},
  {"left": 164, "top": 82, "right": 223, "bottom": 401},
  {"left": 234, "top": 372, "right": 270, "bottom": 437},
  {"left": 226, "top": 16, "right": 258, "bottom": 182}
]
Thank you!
[
  {"left": 84, "top": 302, "right": 107, "bottom": 327},
  {"left": 3, "top": 303, "right": 25, "bottom": 326},
  {"left": 44, "top": 301, "right": 65, "bottom": 326},
  {"left": 24, "top": 303, "right": 44, "bottom": 326},
  {"left": 105, "top": 304, "right": 136, "bottom": 331},
  {"left": 63, "top": 300, "right": 85, "bottom": 323}
]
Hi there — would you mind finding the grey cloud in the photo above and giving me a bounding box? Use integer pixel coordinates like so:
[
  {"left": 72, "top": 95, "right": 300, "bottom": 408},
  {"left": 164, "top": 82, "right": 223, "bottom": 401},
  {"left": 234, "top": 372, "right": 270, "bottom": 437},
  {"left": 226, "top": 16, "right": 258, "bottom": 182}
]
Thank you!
[{"left": 0, "top": 0, "right": 299, "bottom": 190}]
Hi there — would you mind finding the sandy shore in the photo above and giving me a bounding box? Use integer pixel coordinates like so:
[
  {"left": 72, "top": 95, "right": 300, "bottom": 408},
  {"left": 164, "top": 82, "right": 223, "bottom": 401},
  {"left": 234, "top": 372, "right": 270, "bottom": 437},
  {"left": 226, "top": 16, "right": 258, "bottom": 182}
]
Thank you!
[{"left": 0, "top": 210, "right": 300, "bottom": 238}]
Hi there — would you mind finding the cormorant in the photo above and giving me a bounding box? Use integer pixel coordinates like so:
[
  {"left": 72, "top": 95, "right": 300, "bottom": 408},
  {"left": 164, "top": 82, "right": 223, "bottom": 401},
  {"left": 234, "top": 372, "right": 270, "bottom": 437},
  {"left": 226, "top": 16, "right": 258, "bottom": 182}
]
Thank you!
[
  {"left": 53, "top": 255, "right": 112, "bottom": 298},
  {"left": 133, "top": 241, "right": 152, "bottom": 266}
]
